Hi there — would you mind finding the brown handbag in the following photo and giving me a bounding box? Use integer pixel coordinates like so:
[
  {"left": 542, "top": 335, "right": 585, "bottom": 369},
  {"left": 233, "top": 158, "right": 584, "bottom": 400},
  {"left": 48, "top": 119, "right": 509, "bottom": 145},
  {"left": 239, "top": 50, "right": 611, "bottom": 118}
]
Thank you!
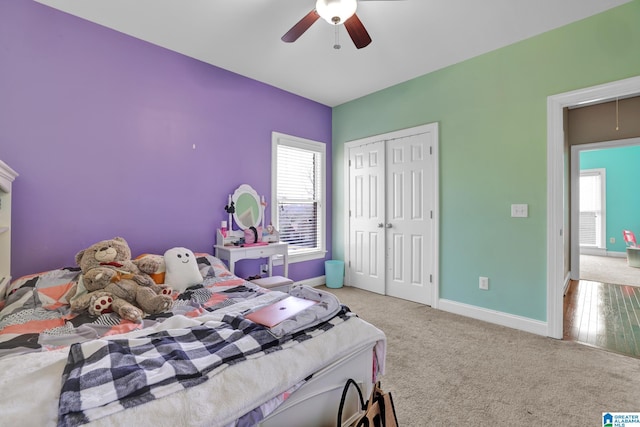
[{"left": 337, "top": 379, "right": 399, "bottom": 427}]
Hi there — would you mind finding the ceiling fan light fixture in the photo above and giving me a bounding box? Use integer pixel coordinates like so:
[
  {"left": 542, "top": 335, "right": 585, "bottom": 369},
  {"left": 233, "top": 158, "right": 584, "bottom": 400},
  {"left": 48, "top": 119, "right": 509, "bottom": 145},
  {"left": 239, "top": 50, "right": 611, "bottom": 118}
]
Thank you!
[{"left": 316, "top": 0, "right": 357, "bottom": 25}]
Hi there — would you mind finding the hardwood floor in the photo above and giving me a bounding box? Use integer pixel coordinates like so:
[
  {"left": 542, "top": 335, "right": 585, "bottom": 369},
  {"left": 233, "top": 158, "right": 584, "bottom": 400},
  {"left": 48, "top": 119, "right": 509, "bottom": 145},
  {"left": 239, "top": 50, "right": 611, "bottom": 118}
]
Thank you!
[{"left": 564, "top": 279, "right": 640, "bottom": 358}]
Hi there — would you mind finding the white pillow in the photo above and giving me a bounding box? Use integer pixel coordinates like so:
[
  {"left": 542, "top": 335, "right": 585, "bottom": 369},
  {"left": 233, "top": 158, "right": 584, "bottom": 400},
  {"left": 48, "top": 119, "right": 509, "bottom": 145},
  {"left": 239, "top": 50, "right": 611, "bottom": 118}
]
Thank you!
[{"left": 163, "top": 247, "right": 203, "bottom": 293}]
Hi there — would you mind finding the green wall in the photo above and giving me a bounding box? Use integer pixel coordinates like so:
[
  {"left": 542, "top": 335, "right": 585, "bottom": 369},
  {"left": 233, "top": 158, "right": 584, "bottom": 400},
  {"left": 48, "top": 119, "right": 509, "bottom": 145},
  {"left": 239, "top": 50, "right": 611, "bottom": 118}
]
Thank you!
[
  {"left": 581, "top": 145, "right": 640, "bottom": 252},
  {"left": 332, "top": 1, "right": 640, "bottom": 322}
]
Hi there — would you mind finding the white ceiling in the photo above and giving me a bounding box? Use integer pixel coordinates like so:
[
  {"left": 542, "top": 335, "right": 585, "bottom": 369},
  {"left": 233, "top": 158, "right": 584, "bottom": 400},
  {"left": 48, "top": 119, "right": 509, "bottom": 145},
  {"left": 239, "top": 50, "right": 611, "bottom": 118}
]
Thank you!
[{"left": 35, "top": 0, "right": 630, "bottom": 107}]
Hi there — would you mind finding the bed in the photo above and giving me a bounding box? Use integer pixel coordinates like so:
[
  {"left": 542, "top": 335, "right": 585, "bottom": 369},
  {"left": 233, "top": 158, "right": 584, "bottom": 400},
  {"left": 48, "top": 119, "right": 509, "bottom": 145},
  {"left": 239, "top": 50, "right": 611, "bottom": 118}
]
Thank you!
[{"left": 0, "top": 253, "right": 386, "bottom": 427}]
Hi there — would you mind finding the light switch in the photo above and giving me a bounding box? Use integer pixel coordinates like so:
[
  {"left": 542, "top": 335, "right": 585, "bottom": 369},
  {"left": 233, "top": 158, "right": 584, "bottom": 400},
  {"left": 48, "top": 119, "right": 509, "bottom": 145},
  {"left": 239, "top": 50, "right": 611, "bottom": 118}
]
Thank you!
[{"left": 511, "top": 204, "right": 528, "bottom": 218}]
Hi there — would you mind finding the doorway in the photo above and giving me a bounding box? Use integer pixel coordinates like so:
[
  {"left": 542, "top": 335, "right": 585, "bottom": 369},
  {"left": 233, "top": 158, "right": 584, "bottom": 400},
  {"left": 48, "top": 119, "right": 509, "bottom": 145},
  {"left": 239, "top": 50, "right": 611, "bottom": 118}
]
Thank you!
[
  {"left": 547, "top": 75, "right": 640, "bottom": 339},
  {"left": 344, "top": 123, "right": 439, "bottom": 306},
  {"left": 565, "top": 139, "right": 640, "bottom": 357},
  {"left": 570, "top": 138, "right": 640, "bottom": 281}
]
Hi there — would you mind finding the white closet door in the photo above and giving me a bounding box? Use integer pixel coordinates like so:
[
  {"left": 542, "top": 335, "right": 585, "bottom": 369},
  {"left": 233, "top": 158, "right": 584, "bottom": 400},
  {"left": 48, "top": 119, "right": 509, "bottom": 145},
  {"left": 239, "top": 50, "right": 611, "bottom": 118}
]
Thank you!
[
  {"left": 348, "top": 140, "right": 386, "bottom": 294},
  {"left": 346, "top": 128, "right": 435, "bottom": 305},
  {"left": 385, "top": 133, "right": 433, "bottom": 305}
]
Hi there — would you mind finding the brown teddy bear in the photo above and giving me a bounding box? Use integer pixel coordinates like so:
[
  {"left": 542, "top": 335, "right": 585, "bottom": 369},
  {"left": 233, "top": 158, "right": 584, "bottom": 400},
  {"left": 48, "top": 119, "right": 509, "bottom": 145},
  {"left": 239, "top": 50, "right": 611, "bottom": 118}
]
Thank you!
[
  {"left": 73, "top": 237, "right": 173, "bottom": 319},
  {"left": 71, "top": 289, "right": 144, "bottom": 322}
]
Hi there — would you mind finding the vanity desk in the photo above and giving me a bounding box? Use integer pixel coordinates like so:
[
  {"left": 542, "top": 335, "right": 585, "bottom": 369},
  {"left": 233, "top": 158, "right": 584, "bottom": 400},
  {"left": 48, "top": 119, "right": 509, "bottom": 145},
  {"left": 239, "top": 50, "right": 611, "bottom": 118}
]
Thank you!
[
  {"left": 215, "top": 184, "right": 289, "bottom": 278},
  {"left": 213, "top": 242, "right": 289, "bottom": 277}
]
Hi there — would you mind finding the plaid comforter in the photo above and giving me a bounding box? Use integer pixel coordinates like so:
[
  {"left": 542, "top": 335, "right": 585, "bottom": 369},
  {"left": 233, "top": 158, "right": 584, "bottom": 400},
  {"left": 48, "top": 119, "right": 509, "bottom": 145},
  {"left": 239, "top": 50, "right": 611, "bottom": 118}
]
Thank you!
[{"left": 59, "top": 309, "right": 349, "bottom": 427}]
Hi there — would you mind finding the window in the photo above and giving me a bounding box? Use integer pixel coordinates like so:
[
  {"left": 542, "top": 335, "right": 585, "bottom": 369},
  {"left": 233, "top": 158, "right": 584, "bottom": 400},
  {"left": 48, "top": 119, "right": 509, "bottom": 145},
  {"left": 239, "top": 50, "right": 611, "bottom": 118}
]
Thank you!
[
  {"left": 272, "top": 132, "right": 326, "bottom": 262},
  {"left": 579, "top": 168, "right": 606, "bottom": 248}
]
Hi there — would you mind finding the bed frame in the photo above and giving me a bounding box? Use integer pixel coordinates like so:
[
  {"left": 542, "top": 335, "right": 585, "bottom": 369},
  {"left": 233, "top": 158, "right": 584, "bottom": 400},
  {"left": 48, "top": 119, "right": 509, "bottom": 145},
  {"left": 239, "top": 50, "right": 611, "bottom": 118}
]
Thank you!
[{"left": 260, "top": 343, "right": 375, "bottom": 427}]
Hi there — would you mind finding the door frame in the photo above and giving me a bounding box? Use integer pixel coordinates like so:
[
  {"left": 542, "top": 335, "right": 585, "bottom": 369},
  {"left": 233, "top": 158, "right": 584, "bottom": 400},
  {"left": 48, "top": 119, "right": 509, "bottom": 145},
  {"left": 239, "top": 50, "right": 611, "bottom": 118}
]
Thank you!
[
  {"left": 343, "top": 122, "right": 440, "bottom": 307},
  {"left": 547, "top": 75, "right": 640, "bottom": 339}
]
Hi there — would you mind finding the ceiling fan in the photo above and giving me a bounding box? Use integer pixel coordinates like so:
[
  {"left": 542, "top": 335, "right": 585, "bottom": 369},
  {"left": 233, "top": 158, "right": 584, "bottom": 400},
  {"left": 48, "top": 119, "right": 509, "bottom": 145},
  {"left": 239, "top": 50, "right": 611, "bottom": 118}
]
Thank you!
[{"left": 281, "top": 0, "right": 402, "bottom": 49}]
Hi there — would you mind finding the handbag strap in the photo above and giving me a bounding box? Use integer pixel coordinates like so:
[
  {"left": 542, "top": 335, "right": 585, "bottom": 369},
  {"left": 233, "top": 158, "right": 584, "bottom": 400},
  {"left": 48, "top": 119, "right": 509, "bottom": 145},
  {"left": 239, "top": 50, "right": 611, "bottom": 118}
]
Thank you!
[
  {"left": 366, "top": 381, "right": 382, "bottom": 411},
  {"left": 337, "top": 378, "right": 366, "bottom": 427},
  {"left": 368, "top": 381, "right": 399, "bottom": 427}
]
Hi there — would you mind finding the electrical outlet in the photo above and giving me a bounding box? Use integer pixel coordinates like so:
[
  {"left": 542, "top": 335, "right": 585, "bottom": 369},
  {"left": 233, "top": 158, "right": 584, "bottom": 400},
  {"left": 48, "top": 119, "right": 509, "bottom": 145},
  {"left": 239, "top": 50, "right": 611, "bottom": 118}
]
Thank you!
[
  {"left": 479, "top": 276, "right": 489, "bottom": 290},
  {"left": 610, "top": 237, "right": 616, "bottom": 244}
]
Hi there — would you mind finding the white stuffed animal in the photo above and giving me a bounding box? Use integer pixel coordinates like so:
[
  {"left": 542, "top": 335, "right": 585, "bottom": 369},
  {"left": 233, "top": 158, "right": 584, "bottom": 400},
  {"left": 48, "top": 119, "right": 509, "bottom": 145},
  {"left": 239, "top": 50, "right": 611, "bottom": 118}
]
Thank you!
[{"left": 163, "top": 247, "right": 204, "bottom": 293}]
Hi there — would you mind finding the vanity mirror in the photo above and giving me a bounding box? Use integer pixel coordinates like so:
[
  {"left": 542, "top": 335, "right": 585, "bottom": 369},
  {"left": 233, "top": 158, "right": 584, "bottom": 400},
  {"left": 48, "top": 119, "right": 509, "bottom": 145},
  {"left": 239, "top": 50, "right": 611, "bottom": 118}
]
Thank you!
[
  {"left": 232, "top": 184, "right": 262, "bottom": 230},
  {"left": 217, "top": 184, "right": 279, "bottom": 247}
]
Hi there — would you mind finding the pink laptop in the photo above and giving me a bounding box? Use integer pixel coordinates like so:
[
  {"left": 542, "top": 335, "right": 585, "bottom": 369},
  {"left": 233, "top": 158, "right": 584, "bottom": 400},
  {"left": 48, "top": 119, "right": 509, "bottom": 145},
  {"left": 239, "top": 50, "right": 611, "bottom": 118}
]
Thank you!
[{"left": 246, "top": 296, "right": 317, "bottom": 327}]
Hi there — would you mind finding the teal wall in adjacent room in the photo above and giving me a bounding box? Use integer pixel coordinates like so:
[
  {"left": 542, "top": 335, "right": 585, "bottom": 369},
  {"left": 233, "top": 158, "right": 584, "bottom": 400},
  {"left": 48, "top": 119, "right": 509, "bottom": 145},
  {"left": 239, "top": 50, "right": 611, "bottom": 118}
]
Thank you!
[
  {"left": 332, "top": 0, "right": 640, "bottom": 322},
  {"left": 580, "top": 144, "right": 640, "bottom": 252}
]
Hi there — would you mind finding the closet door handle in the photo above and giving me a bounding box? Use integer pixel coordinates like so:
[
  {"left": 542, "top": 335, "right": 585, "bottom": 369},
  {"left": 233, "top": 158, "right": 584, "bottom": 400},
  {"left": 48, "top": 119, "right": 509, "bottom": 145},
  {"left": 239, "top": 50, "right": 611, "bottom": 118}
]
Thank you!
[
  {"left": 377, "top": 223, "right": 384, "bottom": 228},
  {"left": 386, "top": 223, "right": 393, "bottom": 228}
]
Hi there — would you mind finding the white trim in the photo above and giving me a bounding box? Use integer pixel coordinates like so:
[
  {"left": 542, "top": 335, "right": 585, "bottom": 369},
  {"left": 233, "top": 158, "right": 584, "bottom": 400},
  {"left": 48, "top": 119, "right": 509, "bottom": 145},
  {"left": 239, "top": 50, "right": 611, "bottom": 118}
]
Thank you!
[
  {"left": 270, "top": 249, "right": 328, "bottom": 266},
  {"left": 563, "top": 272, "right": 571, "bottom": 296},
  {"left": 579, "top": 247, "right": 607, "bottom": 256},
  {"left": 286, "top": 250, "right": 327, "bottom": 263},
  {"left": 343, "top": 123, "right": 440, "bottom": 308},
  {"left": 576, "top": 249, "right": 626, "bottom": 258},
  {"left": 0, "top": 160, "right": 18, "bottom": 194},
  {"left": 432, "top": 126, "right": 440, "bottom": 307},
  {"left": 607, "top": 251, "right": 626, "bottom": 258},
  {"left": 438, "top": 299, "right": 548, "bottom": 337},
  {"left": 574, "top": 137, "right": 640, "bottom": 150},
  {"left": 293, "top": 275, "right": 327, "bottom": 288},
  {"left": 547, "top": 75, "right": 640, "bottom": 339}
]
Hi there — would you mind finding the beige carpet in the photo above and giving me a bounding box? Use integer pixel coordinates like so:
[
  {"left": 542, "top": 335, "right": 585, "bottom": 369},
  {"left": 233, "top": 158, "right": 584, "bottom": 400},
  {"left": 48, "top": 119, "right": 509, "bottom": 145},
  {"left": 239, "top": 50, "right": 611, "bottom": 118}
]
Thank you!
[
  {"left": 580, "top": 254, "right": 640, "bottom": 286},
  {"left": 322, "top": 285, "right": 640, "bottom": 427}
]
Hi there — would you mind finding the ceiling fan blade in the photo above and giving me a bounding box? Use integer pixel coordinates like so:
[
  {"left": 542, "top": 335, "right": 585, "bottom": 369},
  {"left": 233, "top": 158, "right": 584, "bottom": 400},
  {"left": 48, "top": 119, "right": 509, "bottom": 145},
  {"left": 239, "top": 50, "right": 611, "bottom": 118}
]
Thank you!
[
  {"left": 281, "top": 10, "right": 320, "bottom": 43},
  {"left": 344, "top": 13, "right": 372, "bottom": 49}
]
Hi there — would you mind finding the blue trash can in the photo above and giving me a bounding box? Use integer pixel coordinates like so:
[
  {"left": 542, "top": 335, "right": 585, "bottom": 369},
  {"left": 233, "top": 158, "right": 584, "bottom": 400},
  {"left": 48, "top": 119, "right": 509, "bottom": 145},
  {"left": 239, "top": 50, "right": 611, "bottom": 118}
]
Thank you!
[{"left": 325, "top": 260, "right": 345, "bottom": 288}]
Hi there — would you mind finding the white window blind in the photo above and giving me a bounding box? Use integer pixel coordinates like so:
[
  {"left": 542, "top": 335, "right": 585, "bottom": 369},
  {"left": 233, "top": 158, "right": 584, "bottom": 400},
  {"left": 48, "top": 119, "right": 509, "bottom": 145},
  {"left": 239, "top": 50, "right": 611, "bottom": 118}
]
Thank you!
[
  {"left": 579, "top": 169, "right": 605, "bottom": 248},
  {"left": 272, "top": 133, "right": 326, "bottom": 259}
]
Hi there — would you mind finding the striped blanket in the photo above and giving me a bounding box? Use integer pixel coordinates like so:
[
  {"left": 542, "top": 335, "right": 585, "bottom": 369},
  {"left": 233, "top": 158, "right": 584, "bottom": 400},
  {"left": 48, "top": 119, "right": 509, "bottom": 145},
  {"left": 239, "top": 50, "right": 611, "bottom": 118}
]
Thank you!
[
  {"left": 58, "top": 309, "right": 350, "bottom": 427},
  {"left": 0, "top": 254, "right": 259, "bottom": 359}
]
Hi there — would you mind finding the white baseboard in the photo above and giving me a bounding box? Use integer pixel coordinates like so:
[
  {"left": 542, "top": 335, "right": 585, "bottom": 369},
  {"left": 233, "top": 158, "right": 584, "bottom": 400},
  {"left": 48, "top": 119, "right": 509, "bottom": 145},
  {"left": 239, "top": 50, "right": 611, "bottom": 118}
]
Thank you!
[
  {"left": 606, "top": 251, "right": 626, "bottom": 258},
  {"left": 304, "top": 277, "right": 548, "bottom": 337},
  {"left": 580, "top": 247, "right": 606, "bottom": 256},
  {"left": 438, "top": 299, "right": 548, "bottom": 337},
  {"left": 580, "top": 249, "right": 626, "bottom": 258},
  {"left": 563, "top": 272, "right": 571, "bottom": 295},
  {"left": 293, "top": 275, "right": 326, "bottom": 288}
]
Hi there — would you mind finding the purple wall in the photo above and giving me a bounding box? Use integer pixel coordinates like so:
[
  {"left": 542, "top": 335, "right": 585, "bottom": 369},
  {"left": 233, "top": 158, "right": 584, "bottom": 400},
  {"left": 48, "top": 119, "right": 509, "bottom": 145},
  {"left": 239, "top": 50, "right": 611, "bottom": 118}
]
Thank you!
[{"left": 0, "top": 1, "right": 332, "bottom": 281}]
